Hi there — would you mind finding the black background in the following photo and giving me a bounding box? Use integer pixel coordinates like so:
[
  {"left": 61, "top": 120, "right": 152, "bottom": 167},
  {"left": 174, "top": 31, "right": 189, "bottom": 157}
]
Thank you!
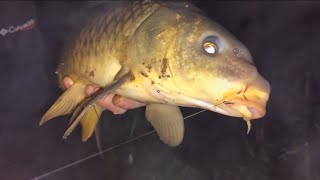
[{"left": 1, "top": 1, "right": 319, "bottom": 180}]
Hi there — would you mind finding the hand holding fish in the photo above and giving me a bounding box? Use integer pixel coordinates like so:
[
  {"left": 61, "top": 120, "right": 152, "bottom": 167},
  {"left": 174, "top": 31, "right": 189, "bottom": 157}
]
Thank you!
[{"left": 62, "top": 76, "right": 146, "bottom": 115}]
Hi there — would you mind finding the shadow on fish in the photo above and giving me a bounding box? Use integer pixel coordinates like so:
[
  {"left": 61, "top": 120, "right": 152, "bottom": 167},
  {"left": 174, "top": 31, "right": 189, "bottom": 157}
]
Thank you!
[{"left": 39, "top": 1, "right": 271, "bottom": 147}]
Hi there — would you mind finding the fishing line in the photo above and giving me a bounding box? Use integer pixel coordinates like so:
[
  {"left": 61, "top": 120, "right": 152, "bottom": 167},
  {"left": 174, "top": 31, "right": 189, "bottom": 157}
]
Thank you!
[
  {"left": 92, "top": 105, "right": 104, "bottom": 159},
  {"left": 31, "top": 109, "right": 207, "bottom": 180}
]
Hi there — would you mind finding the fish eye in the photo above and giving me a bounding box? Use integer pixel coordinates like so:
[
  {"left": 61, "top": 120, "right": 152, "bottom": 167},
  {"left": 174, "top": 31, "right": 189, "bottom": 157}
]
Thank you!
[
  {"left": 203, "top": 42, "right": 217, "bottom": 54},
  {"left": 202, "top": 36, "right": 221, "bottom": 55}
]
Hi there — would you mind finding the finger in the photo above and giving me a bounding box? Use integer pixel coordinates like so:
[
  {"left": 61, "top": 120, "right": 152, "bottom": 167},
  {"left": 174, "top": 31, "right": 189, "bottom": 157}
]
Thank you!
[
  {"left": 85, "top": 85, "right": 126, "bottom": 114},
  {"left": 112, "top": 95, "right": 146, "bottom": 109},
  {"left": 62, "top": 76, "right": 74, "bottom": 89},
  {"left": 97, "top": 94, "right": 127, "bottom": 114},
  {"left": 85, "top": 84, "right": 100, "bottom": 97}
]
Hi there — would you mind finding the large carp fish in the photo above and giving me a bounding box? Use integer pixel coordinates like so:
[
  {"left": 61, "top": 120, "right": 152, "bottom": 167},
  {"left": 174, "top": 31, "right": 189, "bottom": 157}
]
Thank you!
[{"left": 40, "top": 1, "right": 271, "bottom": 147}]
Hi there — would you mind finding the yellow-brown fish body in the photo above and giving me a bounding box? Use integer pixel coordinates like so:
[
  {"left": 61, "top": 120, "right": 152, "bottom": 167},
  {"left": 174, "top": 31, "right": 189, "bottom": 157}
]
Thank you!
[
  {"left": 57, "top": 2, "right": 171, "bottom": 104},
  {"left": 41, "top": 1, "right": 271, "bottom": 147},
  {"left": 57, "top": 2, "right": 159, "bottom": 92}
]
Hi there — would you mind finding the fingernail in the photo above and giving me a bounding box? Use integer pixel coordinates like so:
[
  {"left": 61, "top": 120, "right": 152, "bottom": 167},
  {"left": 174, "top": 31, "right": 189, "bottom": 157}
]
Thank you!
[{"left": 63, "top": 77, "right": 74, "bottom": 89}]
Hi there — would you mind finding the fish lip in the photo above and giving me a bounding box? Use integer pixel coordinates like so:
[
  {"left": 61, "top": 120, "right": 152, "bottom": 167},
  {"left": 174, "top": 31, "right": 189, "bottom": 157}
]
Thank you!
[
  {"left": 208, "top": 103, "right": 243, "bottom": 117},
  {"left": 222, "top": 97, "right": 267, "bottom": 120}
]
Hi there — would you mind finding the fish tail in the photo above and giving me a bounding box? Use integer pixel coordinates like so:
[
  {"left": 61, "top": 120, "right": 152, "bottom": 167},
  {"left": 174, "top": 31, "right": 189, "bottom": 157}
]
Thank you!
[
  {"left": 79, "top": 104, "right": 103, "bottom": 142},
  {"left": 39, "top": 82, "right": 86, "bottom": 126}
]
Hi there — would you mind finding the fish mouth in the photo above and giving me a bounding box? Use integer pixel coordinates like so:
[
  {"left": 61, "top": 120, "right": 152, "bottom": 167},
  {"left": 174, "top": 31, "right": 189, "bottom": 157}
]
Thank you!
[
  {"left": 200, "top": 93, "right": 267, "bottom": 134},
  {"left": 221, "top": 97, "right": 266, "bottom": 120},
  {"left": 219, "top": 76, "right": 271, "bottom": 121}
]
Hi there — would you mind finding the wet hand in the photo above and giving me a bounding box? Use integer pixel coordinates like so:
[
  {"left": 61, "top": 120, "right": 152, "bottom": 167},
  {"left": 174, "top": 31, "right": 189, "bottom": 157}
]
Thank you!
[{"left": 62, "top": 77, "right": 146, "bottom": 114}]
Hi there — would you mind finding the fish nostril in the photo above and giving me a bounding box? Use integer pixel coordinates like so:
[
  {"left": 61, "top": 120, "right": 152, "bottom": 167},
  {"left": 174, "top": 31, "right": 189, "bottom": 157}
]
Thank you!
[
  {"left": 233, "top": 48, "right": 244, "bottom": 57},
  {"left": 233, "top": 48, "right": 255, "bottom": 65}
]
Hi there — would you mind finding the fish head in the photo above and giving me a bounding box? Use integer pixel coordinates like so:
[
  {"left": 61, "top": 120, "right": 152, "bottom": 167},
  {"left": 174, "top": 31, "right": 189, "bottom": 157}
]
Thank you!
[{"left": 130, "top": 3, "right": 271, "bottom": 122}]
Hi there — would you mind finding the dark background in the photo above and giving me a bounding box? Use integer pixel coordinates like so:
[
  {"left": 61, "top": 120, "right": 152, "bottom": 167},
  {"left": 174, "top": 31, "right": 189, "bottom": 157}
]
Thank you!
[{"left": 1, "top": 1, "right": 319, "bottom": 180}]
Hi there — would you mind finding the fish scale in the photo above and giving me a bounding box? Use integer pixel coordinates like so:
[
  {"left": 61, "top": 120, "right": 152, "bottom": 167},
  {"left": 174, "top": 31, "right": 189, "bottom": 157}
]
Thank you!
[{"left": 60, "top": 2, "right": 161, "bottom": 86}]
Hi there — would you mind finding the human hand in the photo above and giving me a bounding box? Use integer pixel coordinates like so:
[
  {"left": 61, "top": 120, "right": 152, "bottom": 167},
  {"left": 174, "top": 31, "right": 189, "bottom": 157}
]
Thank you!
[{"left": 62, "top": 77, "right": 146, "bottom": 114}]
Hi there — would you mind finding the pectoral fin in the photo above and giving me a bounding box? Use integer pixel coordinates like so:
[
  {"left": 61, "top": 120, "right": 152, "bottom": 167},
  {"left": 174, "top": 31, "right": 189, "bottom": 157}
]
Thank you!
[
  {"left": 145, "top": 104, "right": 184, "bottom": 147},
  {"left": 63, "top": 72, "right": 133, "bottom": 139}
]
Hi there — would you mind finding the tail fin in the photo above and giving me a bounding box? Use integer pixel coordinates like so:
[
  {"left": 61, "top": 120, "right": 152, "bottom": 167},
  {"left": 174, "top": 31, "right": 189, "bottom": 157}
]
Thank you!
[{"left": 39, "top": 83, "right": 86, "bottom": 125}]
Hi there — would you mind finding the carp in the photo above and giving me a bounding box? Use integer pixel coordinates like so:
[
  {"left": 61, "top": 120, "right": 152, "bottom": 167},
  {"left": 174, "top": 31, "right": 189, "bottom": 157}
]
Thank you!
[{"left": 40, "top": 1, "right": 271, "bottom": 147}]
